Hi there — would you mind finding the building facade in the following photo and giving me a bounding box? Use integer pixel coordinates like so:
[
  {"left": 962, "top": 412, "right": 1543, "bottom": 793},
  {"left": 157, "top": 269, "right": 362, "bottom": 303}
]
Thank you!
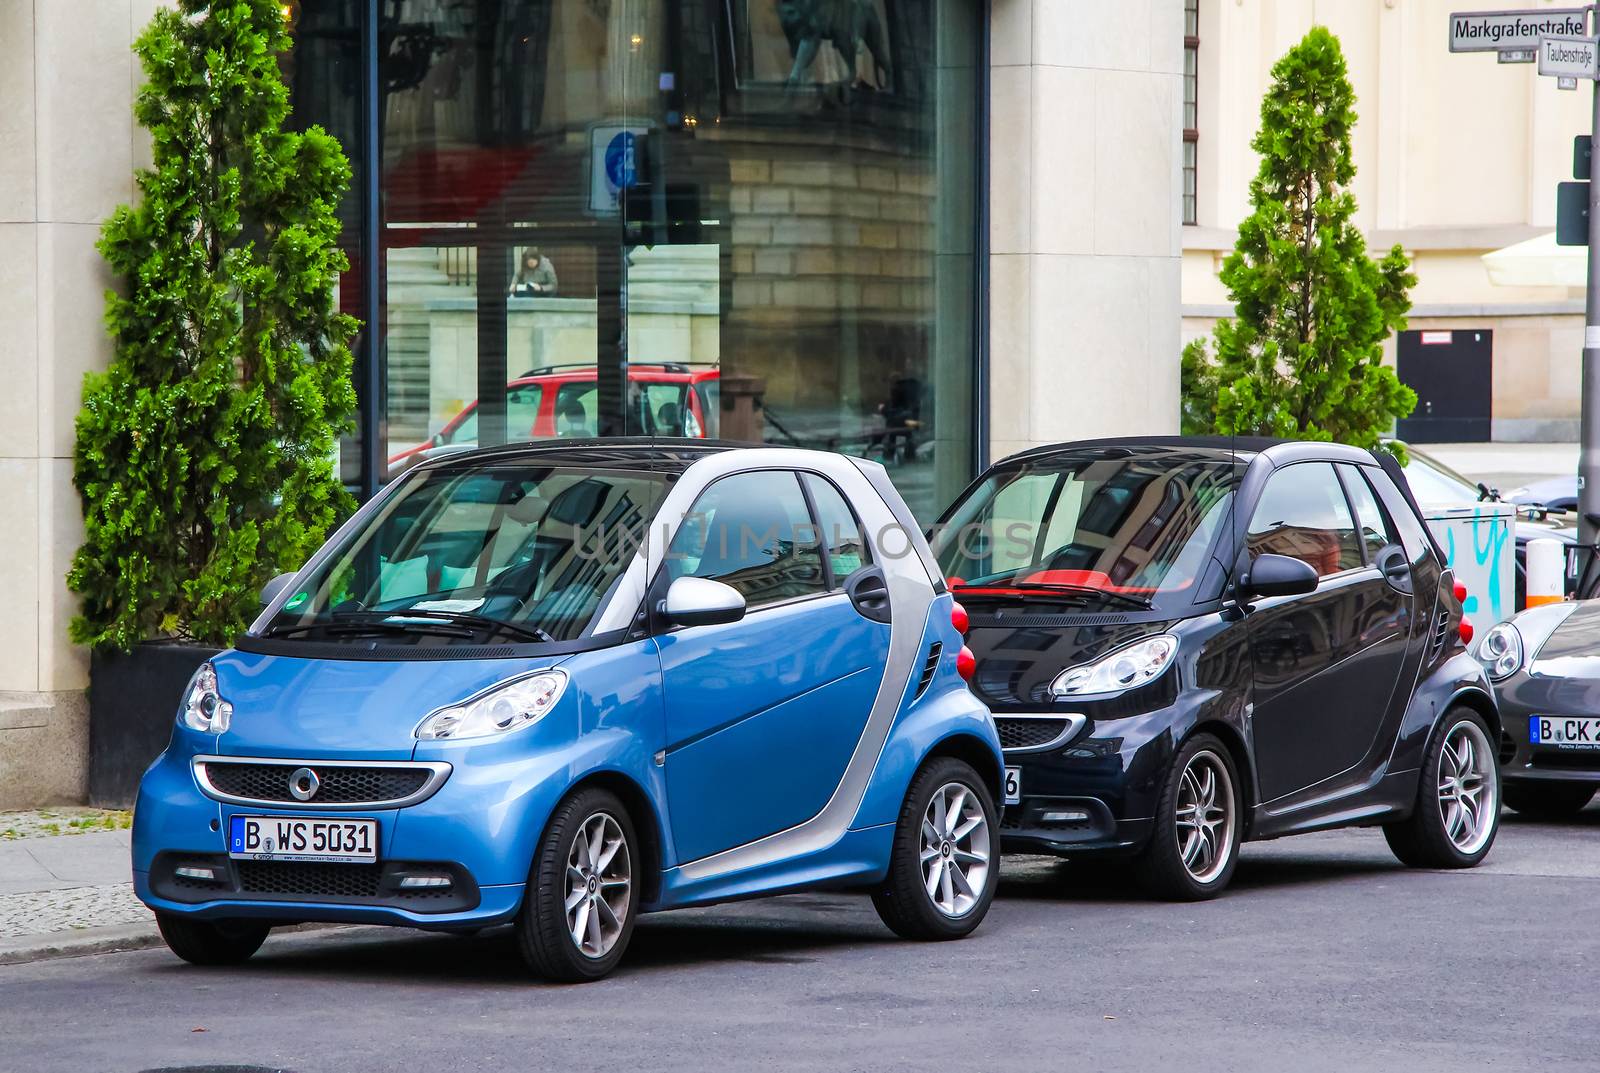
[
  {"left": 0, "top": 0, "right": 1182, "bottom": 806},
  {"left": 1183, "top": 0, "right": 1591, "bottom": 444}
]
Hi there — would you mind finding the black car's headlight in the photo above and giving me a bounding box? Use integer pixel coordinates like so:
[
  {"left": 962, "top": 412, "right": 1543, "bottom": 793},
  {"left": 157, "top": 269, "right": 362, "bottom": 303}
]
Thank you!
[
  {"left": 1052, "top": 635, "right": 1178, "bottom": 698},
  {"left": 1477, "top": 622, "right": 1523, "bottom": 681}
]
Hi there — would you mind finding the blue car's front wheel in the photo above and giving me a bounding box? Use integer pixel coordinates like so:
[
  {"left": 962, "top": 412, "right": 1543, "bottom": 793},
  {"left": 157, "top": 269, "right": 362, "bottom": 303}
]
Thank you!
[
  {"left": 517, "top": 786, "right": 639, "bottom": 982},
  {"left": 872, "top": 756, "right": 999, "bottom": 941},
  {"left": 155, "top": 912, "right": 270, "bottom": 966}
]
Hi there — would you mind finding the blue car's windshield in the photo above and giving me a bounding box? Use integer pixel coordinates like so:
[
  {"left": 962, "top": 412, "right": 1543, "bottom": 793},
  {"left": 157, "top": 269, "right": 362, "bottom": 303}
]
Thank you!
[{"left": 261, "top": 464, "right": 668, "bottom": 644}]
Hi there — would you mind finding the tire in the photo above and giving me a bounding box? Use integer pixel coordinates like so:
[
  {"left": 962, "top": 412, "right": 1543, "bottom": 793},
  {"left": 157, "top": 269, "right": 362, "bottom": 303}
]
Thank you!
[
  {"left": 872, "top": 756, "right": 999, "bottom": 941},
  {"left": 1504, "top": 782, "right": 1596, "bottom": 820},
  {"left": 154, "top": 912, "right": 269, "bottom": 966},
  {"left": 517, "top": 787, "right": 640, "bottom": 982},
  {"left": 1384, "top": 707, "right": 1500, "bottom": 868},
  {"left": 1132, "top": 733, "right": 1243, "bottom": 901}
]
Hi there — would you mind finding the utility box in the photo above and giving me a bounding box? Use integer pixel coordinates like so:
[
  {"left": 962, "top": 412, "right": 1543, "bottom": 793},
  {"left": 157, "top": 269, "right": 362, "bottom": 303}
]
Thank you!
[{"left": 1422, "top": 501, "right": 1519, "bottom": 636}]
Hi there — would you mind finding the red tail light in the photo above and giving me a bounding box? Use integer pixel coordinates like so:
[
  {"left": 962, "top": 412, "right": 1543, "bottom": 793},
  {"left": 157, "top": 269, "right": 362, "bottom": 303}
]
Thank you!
[
  {"left": 956, "top": 646, "right": 976, "bottom": 681},
  {"left": 951, "top": 600, "right": 969, "bottom": 636},
  {"left": 1453, "top": 581, "right": 1468, "bottom": 604},
  {"left": 1458, "top": 620, "right": 1474, "bottom": 645},
  {"left": 947, "top": 576, "right": 966, "bottom": 589}
]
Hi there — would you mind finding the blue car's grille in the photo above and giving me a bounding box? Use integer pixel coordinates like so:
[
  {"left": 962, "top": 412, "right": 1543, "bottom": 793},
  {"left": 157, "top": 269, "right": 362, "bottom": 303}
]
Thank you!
[
  {"left": 149, "top": 853, "right": 480, "bottom": 914},
  {"left": 201, "top": 761, "right": 433, "bottom": 805}
]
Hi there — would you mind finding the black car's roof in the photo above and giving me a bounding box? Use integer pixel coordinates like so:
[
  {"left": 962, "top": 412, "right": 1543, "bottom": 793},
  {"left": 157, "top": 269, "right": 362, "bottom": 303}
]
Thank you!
[
  {"left": 413, "top": 436, "right": 746, "bottom": 474},
  {"left": 1001, "top": 436, "right": 1378, "bottom": 467}
]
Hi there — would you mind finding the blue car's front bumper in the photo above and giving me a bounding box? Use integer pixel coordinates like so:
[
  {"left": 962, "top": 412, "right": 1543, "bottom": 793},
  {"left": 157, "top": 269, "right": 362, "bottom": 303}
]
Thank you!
[{"left": 130, "top": 724, "right": 644, "bottom": 931}]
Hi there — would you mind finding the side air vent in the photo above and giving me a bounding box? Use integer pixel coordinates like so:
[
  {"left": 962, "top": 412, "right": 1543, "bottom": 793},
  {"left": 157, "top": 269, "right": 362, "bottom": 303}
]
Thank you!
[
  {"left": 1429, "top": 607, "right": 1452, "bottom": 660},
  {"left": 915, "top": 642, "right": 943, "bottom": 700}
]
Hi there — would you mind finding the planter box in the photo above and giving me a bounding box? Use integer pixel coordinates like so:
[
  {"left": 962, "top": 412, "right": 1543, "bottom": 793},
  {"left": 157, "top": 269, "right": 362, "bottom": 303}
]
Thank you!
[{"left": 89, "top": 642, "right": 219, "bottom": 808}]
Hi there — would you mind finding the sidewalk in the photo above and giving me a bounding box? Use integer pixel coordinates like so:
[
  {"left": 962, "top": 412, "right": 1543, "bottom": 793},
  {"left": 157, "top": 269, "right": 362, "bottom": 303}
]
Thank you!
[{"left": 0, "top": 828, "right": 159, "bottom": 965}]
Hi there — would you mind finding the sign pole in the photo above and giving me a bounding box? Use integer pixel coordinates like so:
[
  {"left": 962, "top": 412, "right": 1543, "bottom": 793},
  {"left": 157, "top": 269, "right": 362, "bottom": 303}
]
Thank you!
[{"left": 1582, "top": 33, "right": 1600, "bottom": 566}]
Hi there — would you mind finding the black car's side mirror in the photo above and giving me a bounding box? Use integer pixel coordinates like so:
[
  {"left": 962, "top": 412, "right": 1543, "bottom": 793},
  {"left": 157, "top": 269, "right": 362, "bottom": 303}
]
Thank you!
[
  {"left": 260, "top": 572, "right": 297, "bottom": 609},
  {"left": 1240, "top": 554, "right": 1319, "bottom": 600}
]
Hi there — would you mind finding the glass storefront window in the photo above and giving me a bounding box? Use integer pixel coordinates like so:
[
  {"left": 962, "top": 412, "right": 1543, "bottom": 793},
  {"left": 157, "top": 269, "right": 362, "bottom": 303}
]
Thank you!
[{"left": 288, "top": 0, "right": 983, "bottom": 519}]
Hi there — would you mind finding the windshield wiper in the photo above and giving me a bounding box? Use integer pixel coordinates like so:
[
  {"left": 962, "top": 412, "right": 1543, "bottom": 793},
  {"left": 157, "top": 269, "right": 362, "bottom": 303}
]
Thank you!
[
  {"left": 262, "top": 617, "right": 475, "bottom": 640},
  {"left": 371, "top": 608, "right": 556, "bottom": 644},
  {"left": 1004, "top": 582, "right": 1154, "bottom": 610},
  {"left": 263, "top": 610, "right": 554, "bottom": 643}
]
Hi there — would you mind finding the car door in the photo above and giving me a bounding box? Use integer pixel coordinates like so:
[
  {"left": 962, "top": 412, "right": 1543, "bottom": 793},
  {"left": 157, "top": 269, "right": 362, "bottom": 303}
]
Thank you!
[
  {"left": 1244, "top": 461, "right": 1413, "bottom": 803},
  {"left": 655, "top": 469, "right": 893, "bottom": 863}
]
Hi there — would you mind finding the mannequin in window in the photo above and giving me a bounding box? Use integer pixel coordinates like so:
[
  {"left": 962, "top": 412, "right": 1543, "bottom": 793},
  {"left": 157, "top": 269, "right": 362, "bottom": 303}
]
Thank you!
[{"left": 510, "top": 248, "right": 558, "bottom": 297}]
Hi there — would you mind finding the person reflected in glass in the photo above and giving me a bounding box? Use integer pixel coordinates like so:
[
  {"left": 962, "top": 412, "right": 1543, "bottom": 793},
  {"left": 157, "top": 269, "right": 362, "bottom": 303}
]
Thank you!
[
  {"left": 510, "top": 248, "right": 558, "bottom": 297},
  {"left": 556, "top": 395, "right": 590, "bottom": 437},
  {"left": 870, "top": 359, "right": 925, "bottom": 465}
]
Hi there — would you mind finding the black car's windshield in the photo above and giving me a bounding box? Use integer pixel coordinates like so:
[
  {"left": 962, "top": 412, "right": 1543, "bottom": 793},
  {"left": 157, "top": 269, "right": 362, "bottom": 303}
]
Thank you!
[
  {"left": 261, "top": 464, "right": 668, "bottom": 644},
  {"left": 932, "top": 448, "right": 1241, "bottom": 610}
]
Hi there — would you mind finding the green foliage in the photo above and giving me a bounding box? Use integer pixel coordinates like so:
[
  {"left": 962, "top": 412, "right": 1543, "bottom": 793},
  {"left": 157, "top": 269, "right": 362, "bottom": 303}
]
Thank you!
[
  {"left": 69, "top": 0, "right": 358, "bottom": 650},
  {"left": 1182, "top": 27, "right": 1417, "bottom": 458}
]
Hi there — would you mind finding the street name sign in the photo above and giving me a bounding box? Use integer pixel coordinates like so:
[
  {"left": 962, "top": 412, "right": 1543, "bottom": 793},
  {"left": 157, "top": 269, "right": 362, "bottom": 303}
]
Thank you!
[
  {"left": 1449, "top": 8, "right": 1588, "bottom": 52},
  {"left": 1539, "top": 35, "right": 1600, "bottom": 80}
]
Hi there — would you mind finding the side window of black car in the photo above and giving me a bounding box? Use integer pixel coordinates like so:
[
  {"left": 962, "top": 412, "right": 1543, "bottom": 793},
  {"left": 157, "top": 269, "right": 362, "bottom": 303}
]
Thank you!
[
  {"left": 1367, "top": 467, "right": 1434, "bottom": 567},
  {"left": 1246, "top": 462, "right": 1363, "bottom": 578},
  {"left": 1337, "top": 464, "right": 1399, "bottom": 564}
]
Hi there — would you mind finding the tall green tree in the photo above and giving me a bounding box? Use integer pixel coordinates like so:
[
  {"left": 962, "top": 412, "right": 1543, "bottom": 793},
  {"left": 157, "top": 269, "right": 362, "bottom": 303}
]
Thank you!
[
  {"left": 1182, "top": 27, "right": 1416, "bottom": 454},
  {"left": 69, "top": 0, "right": 357, "bottom": 650}
]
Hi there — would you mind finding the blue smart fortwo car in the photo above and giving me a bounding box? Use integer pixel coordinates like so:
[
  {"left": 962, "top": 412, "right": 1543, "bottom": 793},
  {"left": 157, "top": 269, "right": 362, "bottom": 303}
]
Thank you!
[{"left": 133, "top": 441, "right": 1001, "bottom": 980}]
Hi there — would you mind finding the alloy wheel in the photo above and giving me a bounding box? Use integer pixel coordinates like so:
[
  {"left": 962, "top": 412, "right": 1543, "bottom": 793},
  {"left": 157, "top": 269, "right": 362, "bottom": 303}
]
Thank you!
[
  {"left": 1175, "top": 749, "right": 1235, "bottom": 884},
  {"left": 919, "top": 782, "right": 992, "bottom": 918},
  {"left": 1437, "top": 720, "right": 1496, "bottom": 856},
  {"left": 564, "top": 811, "right": 632, "bottom": 959}
]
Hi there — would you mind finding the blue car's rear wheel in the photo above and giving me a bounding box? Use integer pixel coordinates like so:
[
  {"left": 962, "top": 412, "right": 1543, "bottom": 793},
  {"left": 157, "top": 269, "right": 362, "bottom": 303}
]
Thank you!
[
  {"left": 518, "top": 786, "right": 638, "bottom": 982},
  {"left": 872, "top": 756, "right": 998, "bottom": 940},
  {"left": 155, "top": 912, "right": 269, "bottom": 966}
]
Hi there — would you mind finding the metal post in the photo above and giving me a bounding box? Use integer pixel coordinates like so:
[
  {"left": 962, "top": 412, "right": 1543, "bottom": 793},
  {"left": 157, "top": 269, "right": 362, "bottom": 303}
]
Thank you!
[{"left": 1582, "top": 41, "right": 1600, "bottom": 578}]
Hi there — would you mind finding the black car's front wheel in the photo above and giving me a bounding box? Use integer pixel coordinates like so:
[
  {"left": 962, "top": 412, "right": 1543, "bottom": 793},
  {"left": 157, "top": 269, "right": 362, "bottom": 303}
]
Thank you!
[
  {"left": 1133, "top": 733, "right": 1242, "bottom": 901},
  {"left": 1384, "top": 707, "right": 1499, "bottom": 868},
  {"left": 1504, "top": 782, "right": 1595, "bottom": 820}
]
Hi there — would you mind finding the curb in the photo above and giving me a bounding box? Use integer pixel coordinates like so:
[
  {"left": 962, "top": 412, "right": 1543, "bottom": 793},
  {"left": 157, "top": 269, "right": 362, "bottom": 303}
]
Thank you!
[
  {"left": 0, "top": 921, "right": 163, "bottom": 966},
  {"left": 0, "top": 920, "right": 352, "bottom": 967}
]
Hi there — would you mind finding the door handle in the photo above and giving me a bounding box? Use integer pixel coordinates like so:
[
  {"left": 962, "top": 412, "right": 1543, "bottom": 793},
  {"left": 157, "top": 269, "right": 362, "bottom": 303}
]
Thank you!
[
  {"left": 1376, "top": 546, "right": 1413, "bottom": 592},
  {"left": 844, "top": 565, "right": 893, "bottom": 624}
]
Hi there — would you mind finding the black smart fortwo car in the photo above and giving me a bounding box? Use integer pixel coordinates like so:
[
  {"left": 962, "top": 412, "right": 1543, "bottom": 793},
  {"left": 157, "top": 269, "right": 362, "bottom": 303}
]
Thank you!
[{"left": 932, "top": 437, "right": 1502, "bottom": 900}]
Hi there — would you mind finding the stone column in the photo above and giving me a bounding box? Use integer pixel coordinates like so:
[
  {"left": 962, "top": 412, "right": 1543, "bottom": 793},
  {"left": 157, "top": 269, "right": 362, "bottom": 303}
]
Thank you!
[
  {"left": 988, "top": 0, "right": 1183, "bottom": 462},
  {"left": 0, "top": 1, "right": 141, "bottom": 807}
]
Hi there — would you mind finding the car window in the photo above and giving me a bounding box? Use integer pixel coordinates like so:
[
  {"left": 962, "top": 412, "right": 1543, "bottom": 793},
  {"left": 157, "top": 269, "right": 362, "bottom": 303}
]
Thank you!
[
  {"left": 507, "top": 385, "right": 543, "bottom": 438},
  {"left": 554, "top": 383, "right": 598, "bottom": 437},
  {"left": 1246, "top": 462, "right": 1363, "bottom": 577},
  {"left": 1338, "top": 465, "right": 1397, "bottom": 564},
  {"left": 1399, "top": 454, "right": 1477, "bottom": 507},
  {"left": 640, "top": 383, "right": 691, "bottom": 436},
  {"left": 801, "top": 473, "right": 872, "bottom": 583},
  {"left": 666, "top": 470, "right": 826, "bottom": 607},
  {"left": 441, "top": 408, "right": 477, "bottom": 446}
]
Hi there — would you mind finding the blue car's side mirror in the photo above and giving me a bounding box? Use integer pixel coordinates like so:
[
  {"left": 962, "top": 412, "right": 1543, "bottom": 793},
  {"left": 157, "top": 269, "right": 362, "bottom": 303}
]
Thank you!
[{"left": 663, "top": 576, "right": 747, "bottom": 628}]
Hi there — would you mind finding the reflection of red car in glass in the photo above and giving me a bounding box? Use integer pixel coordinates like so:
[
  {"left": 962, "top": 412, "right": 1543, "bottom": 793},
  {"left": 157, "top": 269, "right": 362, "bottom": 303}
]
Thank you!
[{"left": 388, "top": 363, "right": 721, "bottom": 466}]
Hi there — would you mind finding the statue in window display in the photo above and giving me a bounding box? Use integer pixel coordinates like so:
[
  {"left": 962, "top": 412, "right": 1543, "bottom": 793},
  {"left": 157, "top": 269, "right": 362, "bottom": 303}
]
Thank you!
[{"left": 777, "top": 0, "right": 891, "bottom": 90}]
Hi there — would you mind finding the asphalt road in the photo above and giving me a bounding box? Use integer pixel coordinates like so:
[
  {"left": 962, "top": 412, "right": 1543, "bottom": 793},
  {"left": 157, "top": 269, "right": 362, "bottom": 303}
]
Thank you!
[{"left": 5, "top": 808, "right": 1599, "bottom": 1073}]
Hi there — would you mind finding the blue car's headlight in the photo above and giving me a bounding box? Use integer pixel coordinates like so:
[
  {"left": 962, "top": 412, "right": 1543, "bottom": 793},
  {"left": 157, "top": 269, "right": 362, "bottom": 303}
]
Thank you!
[
  {"left": 1051, "top": 635, "right": 1178, "bottom": 698},
  {"left": 180, "top": 662, "right": 232, "bottom": 734},
  {"left": 415, "top": 670, "right": 568, "bottom": 740}
]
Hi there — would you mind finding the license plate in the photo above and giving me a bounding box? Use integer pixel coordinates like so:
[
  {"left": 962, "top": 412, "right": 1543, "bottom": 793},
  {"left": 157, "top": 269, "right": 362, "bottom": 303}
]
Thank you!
[
  {"left": 1531, "top": 716, "right": 1600, "bottom": 749},
  {"left": 228, "top": 815, "right": 378, "bottom": 863},
  {"left": 1004, "top": 766, "right": 1021, "bottom": 806}
]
